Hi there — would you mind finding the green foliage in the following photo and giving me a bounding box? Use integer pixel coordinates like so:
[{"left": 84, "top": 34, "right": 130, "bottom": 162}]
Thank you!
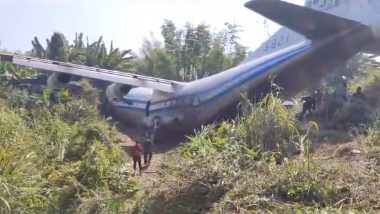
[
  {"left": 316, "top": 54, "right": 379, "bottom": 132},
  {"left": 31, "top": 37, "right": 46, "bottom": 58},
  {"left": 362, "top": 117, "right": 380, "bottom": 147},
  {"left": 83, "top": 37, "right": 134, "bottom": 71},
  {"left": 32, "top": 32, "right": 134, "bottom": 72},
  {"left": 137, "top": 91, "right": 351, "bottom": 213},
  {"left": 238, "top": 90, "right": 299, "bottom": 153},
  {"left": 136, "top": 85, "right": 380, "bottom": 212},
  {"left": 0, "top": 86, "right": 137, "bottom": 213},
  {"left": 332, "top": 100, "right": 373, "bottom": 130},
  {"left": 320, "top": 53, "right": 379, "bottom": 90},
  {"left": 46, "top": 32, "right": 70, "bottom": 62},
  {"left": 27, "top": 24, "right": 245, "bottom": 83},
  {"left": 0, "top": 61, "right": 36, "bottom": 82},
  {"left": 271, "top": 164, "right": 337, "bottom": 206},
  {"left": 135, "top": 20, "right": 247, "bottom": 81}
]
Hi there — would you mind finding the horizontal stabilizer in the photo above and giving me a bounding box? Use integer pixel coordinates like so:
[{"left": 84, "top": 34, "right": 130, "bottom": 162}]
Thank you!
[
  {"left": 244, "top": 0, "right": 364, "bottom": 39},
  {"left": 0, "top": 53, "right": 182, "bottom": 93}
]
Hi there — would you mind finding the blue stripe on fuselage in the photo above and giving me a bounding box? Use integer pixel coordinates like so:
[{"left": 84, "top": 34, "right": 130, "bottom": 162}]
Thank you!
[
  {"left": 121, "top": 97, "right": 148, "bottom": 104},
  {"left": 114, "top": 45, "right": 311, "bottom": 112},
  {"left": 197, "top": 44, "right": 310, "bottom": 105}
]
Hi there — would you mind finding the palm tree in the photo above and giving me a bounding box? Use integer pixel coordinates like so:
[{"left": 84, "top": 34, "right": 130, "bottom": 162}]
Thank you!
[
  {"left": 32, "top": 32, "right": 135, "bottom": 71},
  {"left": 85, "top": 36, "right": 134, "bottom": 71}
]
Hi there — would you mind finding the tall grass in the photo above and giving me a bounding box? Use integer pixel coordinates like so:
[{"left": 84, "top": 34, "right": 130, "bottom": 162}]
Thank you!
[
  {"left": 135, "top": 91, "right": 363, "bottom": 213},
  {"left": 238, "top": 90, "right": 299, "bottom": 154},
  {"left": 0, "top": 86, "right": 137, "bottom": 213}
]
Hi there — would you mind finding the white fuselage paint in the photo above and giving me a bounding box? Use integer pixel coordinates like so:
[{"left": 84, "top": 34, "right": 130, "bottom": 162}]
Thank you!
[
  {"left": 113, "top": 41, "right": 311, "bottom": 129},
  {"left": 111, "top": 0, "right": 380, "bottom": 133}
]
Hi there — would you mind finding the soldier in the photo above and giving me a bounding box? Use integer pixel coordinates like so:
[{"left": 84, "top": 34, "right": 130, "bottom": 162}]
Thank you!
[
  {"left": 299, "top": 94, "right": 316, "bottom": 121},
  {"left": 334, "top": 76, "right": 348, "bottom": 105},
  {"left": 352, "top": 86, "right": 365, "bottom": 102},
  {"left": 143, "top": 137, "right": 153, "bottom": 165}
]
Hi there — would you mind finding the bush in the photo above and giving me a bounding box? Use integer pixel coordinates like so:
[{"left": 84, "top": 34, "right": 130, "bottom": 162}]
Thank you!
[
  {"left": 332, "top": 100, "right": 373, "bottom": 130},
  {"left": 362, "top": 118, "right": 380, "bottom": 146},
  {"left": 0, "top": 86, "right": 138, "bottom": 213},
  {"left": 238, "top": 91, "right": 299, "bottom": 154},
  {"left": 137, "top": 91, "right": 339, "bottom": 213}
]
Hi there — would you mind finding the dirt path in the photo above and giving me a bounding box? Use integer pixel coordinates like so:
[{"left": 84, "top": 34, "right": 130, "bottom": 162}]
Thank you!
[{"left": 113, "top": 123, "right": 182, "bottom": 188}]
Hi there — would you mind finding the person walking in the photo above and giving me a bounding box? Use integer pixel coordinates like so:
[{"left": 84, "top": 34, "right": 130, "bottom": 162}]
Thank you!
[
  {"left": 143, "top": 137, "right": 153, "bottom": 165},
  {"left": 299, "top": 94, "right": 316, "bottom": 121},
  {"left": 130, "top": 142, "right": 143, "bottom": 174}
]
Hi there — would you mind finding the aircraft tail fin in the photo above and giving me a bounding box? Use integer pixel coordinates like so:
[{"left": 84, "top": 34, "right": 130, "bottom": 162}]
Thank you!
[{"left": 244, "top": 0, "right": 364, "bottom": 40}]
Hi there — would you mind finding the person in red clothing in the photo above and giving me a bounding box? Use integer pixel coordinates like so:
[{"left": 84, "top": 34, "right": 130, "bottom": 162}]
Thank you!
[{"left": 131, "top": 142, "right": 143, "bottom": 174}]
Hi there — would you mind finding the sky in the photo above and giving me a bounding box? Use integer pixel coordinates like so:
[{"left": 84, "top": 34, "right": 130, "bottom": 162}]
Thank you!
[{"left": 0, "top": 0, "right": 303, "bottom": 54}]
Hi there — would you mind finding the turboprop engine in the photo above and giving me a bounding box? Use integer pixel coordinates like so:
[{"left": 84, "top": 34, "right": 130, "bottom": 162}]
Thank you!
[
  {"left": 47, "top": 72, "right": 72, "bottom": 91},
  {"left": 105, "top": 83, "right": 132, "bottom": 101}
]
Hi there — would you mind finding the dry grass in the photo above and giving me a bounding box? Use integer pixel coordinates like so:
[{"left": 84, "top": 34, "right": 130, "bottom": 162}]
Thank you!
[{"left": 130, "top": 90, "right": 380, "bottom": 213}]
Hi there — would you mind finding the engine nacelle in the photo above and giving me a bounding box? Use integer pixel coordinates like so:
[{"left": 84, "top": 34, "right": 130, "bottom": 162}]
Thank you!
[
  {"left": 47, "top": 72, "right": 71, "bottom": 91},
  {"left": 106, "top": 83, "right": 132, "bottom": 101}
]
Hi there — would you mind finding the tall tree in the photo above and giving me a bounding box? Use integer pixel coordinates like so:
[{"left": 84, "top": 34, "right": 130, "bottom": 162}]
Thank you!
[
  {"left": 135, "top": 37, "right": 178, "bottom": 79},
  {"left": 46, "top": 32, "right": 69, "bottom": 62},
  {"left": 136, "top": 20, "right": 248, "bottom": 81},
  {"left": 31, "top": 37, "right": 46, "bottom": 58},
  {"left": 31, "top": 32, "right": 69, "bottom": 62},
  {"left": 32, "top": 32, "right": 134, "bottom": 71}
]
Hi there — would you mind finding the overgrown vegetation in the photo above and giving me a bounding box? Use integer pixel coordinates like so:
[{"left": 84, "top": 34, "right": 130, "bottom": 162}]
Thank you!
[
  {"left": 0, "top": 22, "right": 249, "bottom": 212},
  {"left": 134, "top": 88, "right": 379, "bottom": 213},
  {"left": 135, "top": 21, "right": 247, "bottom": 81},
  {"left": 0, "top": 86, "right": 138, "bottom": 213},
  {"left": 1, "top": 21, "right": 380, "bottom": 213}
]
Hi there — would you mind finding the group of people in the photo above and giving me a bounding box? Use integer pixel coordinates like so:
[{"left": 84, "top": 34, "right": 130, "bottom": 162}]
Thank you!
[
  {"left": 298, "top": 78, "right": 366, "bottom": 121},
  {"left": 130, "top": 132, "right": 154, "bottom": 174},
  {"left": 129, "top": 118, "right": 161, "bottom": 175}
]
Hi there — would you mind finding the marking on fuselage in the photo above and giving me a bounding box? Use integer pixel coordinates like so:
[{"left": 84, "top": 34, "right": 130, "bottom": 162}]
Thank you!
[{"left": 114, "top": 44, "right": 311, "bottom": 113}]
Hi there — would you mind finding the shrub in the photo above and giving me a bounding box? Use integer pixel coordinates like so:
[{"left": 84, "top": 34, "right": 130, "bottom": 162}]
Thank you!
[
  {"left": 138, "top": 91, "right": 336, "bottom": 213},
  {"left": 238, "top": 91, "right": 299, "bottom": 154},
  {"left": 0, "top": 86, "right": 137, "bottom": 213},
  {"left": 332, "top": 100, "right": 373, "bottom": 130}
]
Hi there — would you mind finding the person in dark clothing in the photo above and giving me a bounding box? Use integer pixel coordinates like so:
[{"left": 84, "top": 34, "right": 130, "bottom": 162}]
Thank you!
[
  {"left": 131, "top": 142, "right": 143, "bottom": 174},
  {"left": 314, "top": 88, "right": 324, "bottom": 111},
  {"left": 352, "top": 87, "right": 365, "bottom": 102},
  {"left": 143, "top": 138, "right": 153, "bottom": 165},
  {"left": 299, "top": 95, "right": 316, "bottom": 121},
  {"left": 100, "top": 97, "right": 110, "bottom": 118},
  {"left": 334, "top": 79, "right": 348, "bottom": 104}
]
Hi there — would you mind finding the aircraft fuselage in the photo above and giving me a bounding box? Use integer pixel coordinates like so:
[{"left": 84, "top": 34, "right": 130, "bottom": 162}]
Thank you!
[
  {"left": 110, "top": 0, "right": 380, "bottom": 136},
  {"left": 111, "top": 22, "right": 374, "bottom": 135}
]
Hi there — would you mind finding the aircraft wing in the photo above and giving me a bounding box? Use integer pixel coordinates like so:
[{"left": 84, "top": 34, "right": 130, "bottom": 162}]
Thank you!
[
  {"left": 0, "top": 53, "right": 183, "bottom": 93},
  {"left": 244, "top": 0, "right": 365, "bottom": 40}
]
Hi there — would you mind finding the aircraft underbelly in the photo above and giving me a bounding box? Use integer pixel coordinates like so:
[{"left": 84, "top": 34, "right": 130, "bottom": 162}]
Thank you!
[{"left": 252, "top": 26, "right": 374, "bottom": 98}]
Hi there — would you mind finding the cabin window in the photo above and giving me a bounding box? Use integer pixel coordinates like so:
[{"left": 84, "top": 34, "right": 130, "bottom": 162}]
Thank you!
[{"left": 124, "top": 99, "right": 133, "bottom": 105}]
